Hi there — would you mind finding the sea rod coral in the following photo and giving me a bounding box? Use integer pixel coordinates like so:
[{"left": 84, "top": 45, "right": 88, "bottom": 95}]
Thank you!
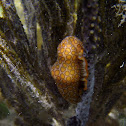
[{"left": 0, "top": 0, "right": 126, "bottom": 126}]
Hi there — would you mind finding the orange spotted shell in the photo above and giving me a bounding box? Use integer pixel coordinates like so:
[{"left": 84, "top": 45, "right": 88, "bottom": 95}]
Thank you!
[{"left": 51, "top": 36, "right": 88, "bottom": 103}]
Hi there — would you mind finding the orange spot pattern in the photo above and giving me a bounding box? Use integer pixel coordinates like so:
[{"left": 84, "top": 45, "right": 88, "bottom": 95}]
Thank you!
[{"left": 51, "top": 36, "right": 88, "bottom": 103}]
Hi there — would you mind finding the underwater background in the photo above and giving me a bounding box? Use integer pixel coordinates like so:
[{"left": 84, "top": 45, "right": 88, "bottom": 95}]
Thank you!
[{"left": 0, "top": 0, "right": 126, "bottom": 126}]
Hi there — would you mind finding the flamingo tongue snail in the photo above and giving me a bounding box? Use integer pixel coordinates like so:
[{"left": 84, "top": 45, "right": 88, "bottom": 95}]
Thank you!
[{"left": 51, "top": 36, "right": 88, "bottom": 104}]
